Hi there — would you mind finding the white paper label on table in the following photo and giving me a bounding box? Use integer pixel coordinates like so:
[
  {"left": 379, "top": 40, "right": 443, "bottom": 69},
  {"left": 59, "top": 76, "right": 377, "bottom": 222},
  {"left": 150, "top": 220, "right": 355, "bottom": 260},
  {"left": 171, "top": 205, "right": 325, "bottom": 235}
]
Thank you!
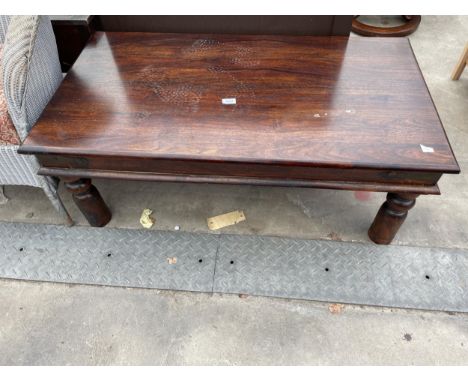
[
  {"left": 420, "top": 144, "right": 434, "bottom": 153},
  {"left": 222, "top": 98, "right": 236, "bottom": 105}
]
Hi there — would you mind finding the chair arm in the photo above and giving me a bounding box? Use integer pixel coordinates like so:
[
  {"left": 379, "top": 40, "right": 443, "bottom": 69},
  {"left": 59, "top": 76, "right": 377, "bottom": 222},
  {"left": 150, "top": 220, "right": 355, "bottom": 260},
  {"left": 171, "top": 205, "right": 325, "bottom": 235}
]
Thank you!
[{"left": 1, "top": 15, "right": 62, "bottom": 141}]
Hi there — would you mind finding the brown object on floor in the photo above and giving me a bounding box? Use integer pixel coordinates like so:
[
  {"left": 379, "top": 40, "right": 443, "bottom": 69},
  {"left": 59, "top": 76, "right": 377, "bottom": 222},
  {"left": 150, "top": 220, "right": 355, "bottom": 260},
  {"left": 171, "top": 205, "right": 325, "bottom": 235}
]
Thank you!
[
  {"left": 451, "top": 43, "right": 468, "bottom": 80},
  {"left": 329, "top": 303, "right": 345, "bottom": 314},
  {"left": 352, "top": 16, "right": 421, "bottom": 37},
  {"left": 19, "top": 32, "right": 459, "bottom": 244}
]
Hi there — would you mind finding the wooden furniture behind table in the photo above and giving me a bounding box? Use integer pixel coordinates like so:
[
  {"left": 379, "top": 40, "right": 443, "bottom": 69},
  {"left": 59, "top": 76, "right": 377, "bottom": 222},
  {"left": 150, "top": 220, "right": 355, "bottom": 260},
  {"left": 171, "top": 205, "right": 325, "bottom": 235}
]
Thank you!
[
  {"left": 19, "top": 32, "right": 459, "bottom": 244},
  {"left": 93, "top": 15, "right": 353, "bottom": 35},
  {"left": 452, "top": 42, "right": 468, "bottom": 80},
  {"left": 50, "top": 15, "right": 95, "bottom": 72},
  {"left": 352, "top": 16, "right": 421, "bottom": 37}
]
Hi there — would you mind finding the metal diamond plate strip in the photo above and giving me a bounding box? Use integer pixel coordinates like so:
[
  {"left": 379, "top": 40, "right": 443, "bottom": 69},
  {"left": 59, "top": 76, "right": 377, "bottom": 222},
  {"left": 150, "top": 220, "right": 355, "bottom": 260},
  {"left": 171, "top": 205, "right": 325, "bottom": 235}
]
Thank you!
[
  {"left": 0, "top": 222, "right": 218, "bottom": 292},
  {"left": 0, "top": 222, "right": 467, "bottom": 312},
  {"left": 213, "top": 235, "right": 468, "bottom": 312}
]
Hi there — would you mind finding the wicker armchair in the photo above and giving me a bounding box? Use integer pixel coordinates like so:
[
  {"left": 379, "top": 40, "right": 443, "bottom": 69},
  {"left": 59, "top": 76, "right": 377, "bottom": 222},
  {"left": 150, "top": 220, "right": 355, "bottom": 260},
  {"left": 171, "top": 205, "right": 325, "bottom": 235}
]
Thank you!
[{"left": 0, "top": 15, "right": 71, "bottom": 224}]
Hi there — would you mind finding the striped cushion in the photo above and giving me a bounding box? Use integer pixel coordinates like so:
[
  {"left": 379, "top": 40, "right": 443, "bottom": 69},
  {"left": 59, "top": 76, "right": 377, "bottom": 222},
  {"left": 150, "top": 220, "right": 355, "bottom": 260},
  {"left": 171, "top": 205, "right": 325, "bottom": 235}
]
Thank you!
[{"left": 0, "top": 43, "right": 20, "bottom": 145}]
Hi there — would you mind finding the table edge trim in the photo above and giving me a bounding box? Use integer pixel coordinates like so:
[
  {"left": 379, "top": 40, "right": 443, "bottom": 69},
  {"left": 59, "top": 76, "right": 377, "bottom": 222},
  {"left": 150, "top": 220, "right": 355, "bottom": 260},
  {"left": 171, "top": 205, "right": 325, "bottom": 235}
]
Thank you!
[
  {"left": 39, "top": 167, "right": 441, "bottom": 195},
  {"left": 18, "top": 146, "right": 460, "bottom": 174}
]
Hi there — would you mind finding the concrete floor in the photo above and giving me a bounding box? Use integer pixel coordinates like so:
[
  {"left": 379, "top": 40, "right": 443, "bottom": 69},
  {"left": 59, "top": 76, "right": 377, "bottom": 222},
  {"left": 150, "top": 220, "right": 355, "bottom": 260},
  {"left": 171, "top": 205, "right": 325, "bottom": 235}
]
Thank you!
[
  {"left": 0, "top": 16, "right": 468, "bottom": 365},
  {"left": 1, "top": 279, "right": 467, "bottom": 366}
]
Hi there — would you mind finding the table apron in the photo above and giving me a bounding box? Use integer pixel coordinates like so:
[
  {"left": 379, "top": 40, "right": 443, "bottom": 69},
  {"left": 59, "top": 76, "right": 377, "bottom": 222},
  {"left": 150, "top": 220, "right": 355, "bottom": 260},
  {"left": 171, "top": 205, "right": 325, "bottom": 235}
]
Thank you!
[{"left": 36, "top": 154, "right": 442, "bottom": 195}]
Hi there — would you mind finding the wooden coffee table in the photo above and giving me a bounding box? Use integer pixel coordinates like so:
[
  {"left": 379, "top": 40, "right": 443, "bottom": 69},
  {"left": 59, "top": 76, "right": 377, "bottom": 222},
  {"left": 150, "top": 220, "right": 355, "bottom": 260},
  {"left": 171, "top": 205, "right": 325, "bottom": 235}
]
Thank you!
[{"left": 19, "top": 32, "right": 460, "bottom": 244}]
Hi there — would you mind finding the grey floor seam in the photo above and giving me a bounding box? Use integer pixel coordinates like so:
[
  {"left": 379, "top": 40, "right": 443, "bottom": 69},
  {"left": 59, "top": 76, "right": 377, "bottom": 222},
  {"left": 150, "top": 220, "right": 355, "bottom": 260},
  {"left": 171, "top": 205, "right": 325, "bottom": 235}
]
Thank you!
[{"left": 1, "top": 222, "right": 467, "bottom": 312}]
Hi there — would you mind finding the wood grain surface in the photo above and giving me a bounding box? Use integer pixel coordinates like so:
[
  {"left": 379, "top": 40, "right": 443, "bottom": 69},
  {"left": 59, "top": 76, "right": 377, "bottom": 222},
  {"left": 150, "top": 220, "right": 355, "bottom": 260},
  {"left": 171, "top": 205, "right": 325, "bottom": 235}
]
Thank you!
[{"left": 21, "top": 32, "right": 459, "bottom": 174}]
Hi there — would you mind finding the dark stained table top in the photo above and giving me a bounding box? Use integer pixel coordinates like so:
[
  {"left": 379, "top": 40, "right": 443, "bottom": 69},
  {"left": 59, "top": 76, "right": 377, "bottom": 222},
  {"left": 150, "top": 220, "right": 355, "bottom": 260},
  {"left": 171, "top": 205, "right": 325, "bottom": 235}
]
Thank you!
[{"left": 22, "top": 32, "right": 459, "bottom": 173}]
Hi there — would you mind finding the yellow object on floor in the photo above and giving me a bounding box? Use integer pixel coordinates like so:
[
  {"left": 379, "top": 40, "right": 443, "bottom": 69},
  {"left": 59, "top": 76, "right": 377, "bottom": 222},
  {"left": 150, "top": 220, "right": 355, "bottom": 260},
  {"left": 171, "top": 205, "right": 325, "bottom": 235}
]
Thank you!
[
  {"left": 207, "top": 210, "right": 246, "bottom": 230},
  {"left": 139, "top": 208, "right": 155, "bottom": 229}
]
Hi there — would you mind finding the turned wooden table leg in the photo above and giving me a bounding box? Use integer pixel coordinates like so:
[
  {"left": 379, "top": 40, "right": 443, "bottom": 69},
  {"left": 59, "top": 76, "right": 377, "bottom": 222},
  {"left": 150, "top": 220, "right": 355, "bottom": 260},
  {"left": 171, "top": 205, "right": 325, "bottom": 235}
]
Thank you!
[
  {"left": 368, "top": 192, "right": 418, "bottom": 245},
  {"left": 64, "top": 178, "right": 112, "bottom": 227}
]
